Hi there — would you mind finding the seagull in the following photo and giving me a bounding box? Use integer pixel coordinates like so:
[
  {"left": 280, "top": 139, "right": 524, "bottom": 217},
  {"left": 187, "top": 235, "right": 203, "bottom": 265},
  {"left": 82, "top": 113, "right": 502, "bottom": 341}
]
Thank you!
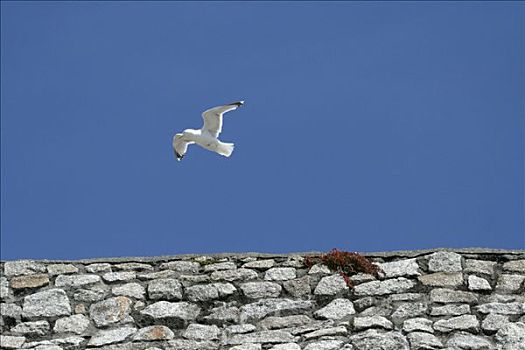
[{"left": 172, "top": 101, "right": 244, "bottom": 161}]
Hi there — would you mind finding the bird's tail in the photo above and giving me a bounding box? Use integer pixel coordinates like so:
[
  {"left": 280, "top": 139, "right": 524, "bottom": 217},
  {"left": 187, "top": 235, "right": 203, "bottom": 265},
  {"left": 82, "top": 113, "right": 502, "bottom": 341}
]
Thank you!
[{"left": 216, "top": 142, "right": 234, "bottom": 157}]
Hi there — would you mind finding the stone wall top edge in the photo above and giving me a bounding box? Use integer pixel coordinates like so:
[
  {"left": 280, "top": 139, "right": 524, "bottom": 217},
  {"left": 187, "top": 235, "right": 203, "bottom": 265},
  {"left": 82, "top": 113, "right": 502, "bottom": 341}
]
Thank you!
[{"left": 1, "top": 247, "right": 524, "bottom": 263}]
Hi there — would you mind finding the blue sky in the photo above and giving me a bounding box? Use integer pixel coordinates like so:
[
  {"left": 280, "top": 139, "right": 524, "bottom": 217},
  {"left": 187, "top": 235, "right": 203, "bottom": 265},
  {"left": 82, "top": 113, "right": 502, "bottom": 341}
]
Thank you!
[{"left": 1, "top": 2, "right": 524, "bottom": 260}]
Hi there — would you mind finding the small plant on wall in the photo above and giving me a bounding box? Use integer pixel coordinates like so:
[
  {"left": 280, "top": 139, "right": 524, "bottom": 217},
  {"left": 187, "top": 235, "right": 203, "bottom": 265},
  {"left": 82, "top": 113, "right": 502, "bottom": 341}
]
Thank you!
[{"left": 304, "top": 248, "right": 380, "bottom": 287}]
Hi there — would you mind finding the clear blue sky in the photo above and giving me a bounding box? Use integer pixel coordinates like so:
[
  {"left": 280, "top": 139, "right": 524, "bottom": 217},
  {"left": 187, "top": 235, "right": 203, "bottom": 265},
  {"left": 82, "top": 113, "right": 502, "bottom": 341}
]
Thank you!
[{"left": 1, "top": 2, "right": 524, "bottom": 260}]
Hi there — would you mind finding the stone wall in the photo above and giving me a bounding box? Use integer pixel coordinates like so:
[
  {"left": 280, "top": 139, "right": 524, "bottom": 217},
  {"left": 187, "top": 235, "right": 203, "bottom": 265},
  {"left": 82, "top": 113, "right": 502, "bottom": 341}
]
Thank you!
[{"left": 1, "top": 248, "right": 524, "bottom": 350}]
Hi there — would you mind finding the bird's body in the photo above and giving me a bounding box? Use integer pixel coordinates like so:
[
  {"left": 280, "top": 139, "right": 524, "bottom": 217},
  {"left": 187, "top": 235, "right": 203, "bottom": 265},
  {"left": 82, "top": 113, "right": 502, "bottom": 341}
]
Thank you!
[{"left": 173, "top": 101, "right": 243, "bottom": 161}]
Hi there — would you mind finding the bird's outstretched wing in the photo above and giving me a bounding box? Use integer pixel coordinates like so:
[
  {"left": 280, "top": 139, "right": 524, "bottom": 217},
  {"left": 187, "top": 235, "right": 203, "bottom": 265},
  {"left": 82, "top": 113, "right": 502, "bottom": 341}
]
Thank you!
[
  {"left": 172, "top": 133, "right": 193, "bottom": 161},
  {"left": 201, "top": 101, "right": 244, "bottom": 138}
]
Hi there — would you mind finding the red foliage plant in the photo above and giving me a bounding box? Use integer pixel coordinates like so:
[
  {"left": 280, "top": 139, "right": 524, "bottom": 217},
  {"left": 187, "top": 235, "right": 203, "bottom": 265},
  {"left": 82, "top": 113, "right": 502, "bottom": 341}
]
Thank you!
[{"left": 304, "top": 248, "right": 380, "bottom": 288}]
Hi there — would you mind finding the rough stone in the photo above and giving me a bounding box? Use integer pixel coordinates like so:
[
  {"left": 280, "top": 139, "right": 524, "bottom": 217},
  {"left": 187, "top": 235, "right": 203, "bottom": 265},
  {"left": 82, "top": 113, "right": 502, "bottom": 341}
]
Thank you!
[
  {"left": 308, "top": 264, "right": 331, "bottom": 275},
  {"left": 182, "top": 323, "right": 221, "bottom": 340},
  {"left": 141, "top": 301, "right": 200, "bottom": 320},
  {"left": 133, "top": 325, "right": 174, "bottom": 341},
  {"left": 377, "top": 258, "right": 420, "bottom": 278},
  {"left": 204, "top": 261, "right": 237, "bottom": 272},
  {"left": 185, "top": 284, "right": 219, "bottom": 302},
  {"left": 433, "top": 314, "right": 479, "bottom": 333},
  {"left": 241, "top": 282, "right": 282, "bottom": 298},
  {"left": 43, "top": 336, "right": 85, "bottom": 348},
  {"left": 27, "top": 345, "right": 63, "bottom": 350},
  {"left": 282, "top": 256, "right": 305, "bottom": 268},
  {"left": 0, "top": 335, "right": 26, "bottom": 349},
  {"left": 0, "top": 277, "right": 9, "bottom": 299},
  {"left": 242, "top": 257, "right": 258, "bottom": 263},
  {"left": 11, "top": 320, "right": 50, "bottom": 336},
  {"left": 418, "top": 272, "right": 463, "bottom": 287},
  {"left": 15, "top": 337, "right": 72, "bottom": 349},
  {"left": 211, "top": 268, "right": 258, "bottom": 282},
  {"left": 482, "top": 294, "right": 525, "bottom": 303},
  {"left": 495, "top": 322, "right": 525, "bottom": 350},
  {"left": 403, "top": 318, "right": 434, "bottom": 333},
  {"left": 314, "top": 274, "right": 348, "bottom": 295},
  {"left": 465, "top": 259, "right": 496, "bottom": 275},
  {"left": 391, "top": 302, "right": 427, "bottom": 319},
  {"left": 55, "top": 274, "right": 101, "bottom": 287},
  {"left": 240, "top": 298, "right": 313, "bottom": 322},
  {"left": 147, "top": 278, "right": 182, "bottom": 300},
  {"left": 160, "top": 261, "right": 200, "bottom": 273},
  {"left": 353, "top": 316, "right": 393, "bottom": 330},
  {"left": 87, "top": 326, "right": 137, "bottom": 346},
  {"left": 4, "top": 260, "right": 46, "bottom": 276},
  {"left": 502, "top": 260, "right": 525, "bottom": 273},
  {"left": 75, "top": 303, "right": 87, "bottom": 314},
  {"left": 354, "top": 277, "right": 416, "bottom": 296},
  {"left": 283, "top": 320, "right": 334, "bottom": 336},
  {"left": 303, "top": 326, "right": 347, "bottom": 339},
  {"left": 213, "top": 282, "right": 237, "bottom": 297},
  {"left": 259, "top": 315, "right": 312, "bottom": 330},
  {"left": 264, "top": 268, "right": 297, "bottom": 281},
  {"left": 430, "top": 288, "right": 478, "bottom": 303},
  {"left": 475, "top": 302, "right": 524, "bottom": 315},
  {"left": 138, "top": 270, "right": 177, "bottom": 280},
  {"left": 227, "top": 324, "right": 257, "bottom": 334},
  {"left": 114, "top": 262, "right": 153, "bottom": 271},
  {"left": 353, "top": 297, "right": 374, "bottom": 310},
  {"left": 224, "top": 330, "right": 294, "bottom": 345},
  {"left": 468, "top": 275, "right": 492, "bottom": 291},
  {"left": 22, "top": 288, "right": 71, "bottom": 318},
  {"left": 85, "top": 263, "right": 112, "bottom": 273},
  {"left": 1, "top": 302, "right": 22, "bottom": 319},
  {"left": 314, "top": 298, "right": 355, "bottom": 320},
  {"left": 428, "top": 251, "right": 462, "bottom": 272},
  {"left": 350, "top": 273, "right": 376, "bottom": 284},
  {"left": 230, "top": 344, "right": 262, "bottom": 350},
  {"left": 271, "top": 344, "right": 301, "bottom": 350},
  {"left": 195, "top": 256, "right": 222, "bottom": 263},
  {"left": 175, "top": 275, "right": 209, "bottom": 288},
  {"left": 47, "top": 264, "right": 78, "bottom": 275},
  {"left": 102, "top": 271, "right": 136, "bottom": 282},
  {"left": 73, "top": 287, "right": 108, "bottom": 302},
  {"left": 243, "top": 259, "right": 275, "bottom": 270},
  {"left": 89, "top": 296, "right": 132, "bottom": 327},
  {"left": 430, "top": 304, "right": 470, "bottom": 316},
  {"left": 350, "top": 329, "right": 409, "bottom": 350},
  {"left": 53, "top": 314, "right": 90, "bottom": 334},
  {"left": 407, "top": 332, "right": 442, "bottom": 350},
  {"left": 446, "top": 332, "right": 493, "bottom": 350},
  {"left": 304, "top": 340, "right": 344, "bottom": 350},
  {"left": 496, "top": 274, "right": 525, "bottom": 292},
  {"left": 204, "top": 305, "right": 239, "bottom": 323},
  {"left": 481, "top": 314, "right": 509, "bottom": 332},
  {"left": 112, "top": 282, "right": 146, "bottom": 299},
  {"left": 360, "top": 305, "right": 393, "bottom": 317},
  {"left": 3, "top": 250, "right": 525, "bottom": 350},
  {"left": 10, "top": 274, "right": 49, "bottom": 289},
  {"left": 282, "top": 276, "right": 311, "bottom": 297},
  {"left": 133, "top": 300, "right": 145, "bottom": 310},
  {"left": 166, "top": 339, "right": 218, "bottom": 350}
]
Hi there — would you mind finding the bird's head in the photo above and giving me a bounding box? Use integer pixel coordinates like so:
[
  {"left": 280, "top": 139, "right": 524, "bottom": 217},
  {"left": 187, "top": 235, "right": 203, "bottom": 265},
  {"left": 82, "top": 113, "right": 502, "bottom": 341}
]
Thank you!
[{"left": 174, "top": 150, "right": 184, "bottom": 161}]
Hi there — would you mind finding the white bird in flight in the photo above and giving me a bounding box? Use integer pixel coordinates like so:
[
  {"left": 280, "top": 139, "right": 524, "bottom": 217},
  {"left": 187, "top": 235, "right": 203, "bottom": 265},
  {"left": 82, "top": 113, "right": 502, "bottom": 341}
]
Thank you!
[{"left": 172, "top": 101, "right": 244, "bottom": 161}]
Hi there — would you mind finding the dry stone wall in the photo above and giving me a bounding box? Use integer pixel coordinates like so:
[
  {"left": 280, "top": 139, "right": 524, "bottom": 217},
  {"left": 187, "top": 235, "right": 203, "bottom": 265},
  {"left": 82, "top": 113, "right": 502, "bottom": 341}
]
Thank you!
[{"left": 1, "top": 248, "right": 525, "bottom": 350}]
